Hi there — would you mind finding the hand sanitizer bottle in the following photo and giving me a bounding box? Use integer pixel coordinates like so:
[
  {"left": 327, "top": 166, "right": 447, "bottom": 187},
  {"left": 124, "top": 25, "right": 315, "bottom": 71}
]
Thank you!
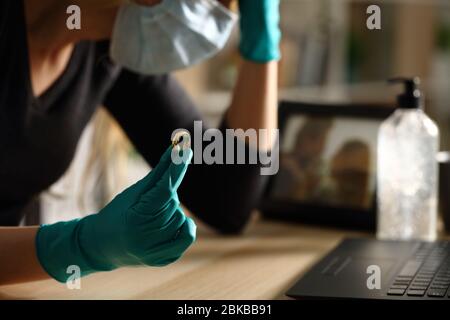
[{"left": 377, "top": 77, "right": 439, "bottom": 241}]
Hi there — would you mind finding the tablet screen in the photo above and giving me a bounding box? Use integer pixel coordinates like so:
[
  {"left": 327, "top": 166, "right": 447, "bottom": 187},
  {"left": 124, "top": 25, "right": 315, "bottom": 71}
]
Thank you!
[{"left": 271, "top": 114, "right": 381, "bottom": 210}]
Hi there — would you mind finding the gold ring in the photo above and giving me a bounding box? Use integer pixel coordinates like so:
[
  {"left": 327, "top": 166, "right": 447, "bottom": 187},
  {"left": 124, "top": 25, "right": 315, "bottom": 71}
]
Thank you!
[{"left": 171, "top": 130, "right": 191, "bottom": 150}]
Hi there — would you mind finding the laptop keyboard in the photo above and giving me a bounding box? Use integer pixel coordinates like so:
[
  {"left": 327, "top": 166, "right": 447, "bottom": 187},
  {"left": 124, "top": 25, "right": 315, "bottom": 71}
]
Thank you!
[{"left": 387, "top": 241, "right": 450, "bottom": 298}]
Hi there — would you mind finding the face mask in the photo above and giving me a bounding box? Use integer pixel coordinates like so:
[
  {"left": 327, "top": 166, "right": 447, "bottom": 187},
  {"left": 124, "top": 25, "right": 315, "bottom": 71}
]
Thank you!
[{"left": 110, "top": 0, "right": 237, "bottom": 75}]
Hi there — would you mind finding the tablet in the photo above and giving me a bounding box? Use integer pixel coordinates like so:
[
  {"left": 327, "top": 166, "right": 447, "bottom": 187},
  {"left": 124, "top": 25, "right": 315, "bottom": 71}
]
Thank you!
[{"left": 260, "top": 101, "right": 394, "bottom": 230}]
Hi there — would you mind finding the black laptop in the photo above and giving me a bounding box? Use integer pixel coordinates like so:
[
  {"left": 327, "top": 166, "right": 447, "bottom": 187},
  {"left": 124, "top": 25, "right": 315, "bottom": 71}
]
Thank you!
[{"left": 286, "top": 238, "right": 450, "bottom": 300}]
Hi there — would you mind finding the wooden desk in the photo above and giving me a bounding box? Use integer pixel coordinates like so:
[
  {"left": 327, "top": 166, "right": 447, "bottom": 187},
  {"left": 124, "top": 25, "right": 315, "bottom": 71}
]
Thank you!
[{"left": 0, "top": 218, "right": 369, "bottom": 300}]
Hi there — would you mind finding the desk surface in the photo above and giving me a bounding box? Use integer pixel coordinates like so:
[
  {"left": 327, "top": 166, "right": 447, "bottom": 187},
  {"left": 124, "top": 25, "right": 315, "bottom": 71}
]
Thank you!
[{"left": 0, "top": 219, "right": 370, "bottom": 300}]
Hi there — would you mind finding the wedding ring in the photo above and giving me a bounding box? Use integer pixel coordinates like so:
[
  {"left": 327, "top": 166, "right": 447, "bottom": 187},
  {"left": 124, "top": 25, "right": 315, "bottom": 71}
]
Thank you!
[{"left": 171, "top": 130, "right": 191, "bottom": 150}]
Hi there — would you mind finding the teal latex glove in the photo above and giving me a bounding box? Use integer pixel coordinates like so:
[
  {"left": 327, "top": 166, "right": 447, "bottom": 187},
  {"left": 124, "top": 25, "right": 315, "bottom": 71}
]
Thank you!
[
  {"left": 36, "top": 146, "right": 196, "bottom": 283},
  {"left": 238, "top": 0, "right": 282, "bottom": 63}
]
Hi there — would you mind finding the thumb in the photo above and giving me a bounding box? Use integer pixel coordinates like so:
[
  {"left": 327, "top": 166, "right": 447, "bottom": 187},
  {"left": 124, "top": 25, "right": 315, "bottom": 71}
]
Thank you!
[
  {"left": 138, "top": 146, "right": 173, "bottom": 191},
  {"left": 168, "top": 147, "right": 193, "bottom": 192},
  {"left": 124, "top": 146, "right": 173, "bottom": 202},
  {"left": 135, "top": 148, "right": 193, "bottom": 212}
]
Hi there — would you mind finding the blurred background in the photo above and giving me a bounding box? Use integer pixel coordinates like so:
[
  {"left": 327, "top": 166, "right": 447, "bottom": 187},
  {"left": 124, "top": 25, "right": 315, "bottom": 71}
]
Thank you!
[
  {"left": 38, "top": 0, "right": 450, "bottom": 225},
  {"left": 178, "top": 0, "right": 450, "bottom": 130}
]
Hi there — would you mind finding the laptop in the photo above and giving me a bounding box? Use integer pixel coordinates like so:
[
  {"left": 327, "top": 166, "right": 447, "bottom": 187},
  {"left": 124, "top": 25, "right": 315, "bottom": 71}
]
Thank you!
[{"left": 286, "top": 238, "right": 450, "bottom": 300}]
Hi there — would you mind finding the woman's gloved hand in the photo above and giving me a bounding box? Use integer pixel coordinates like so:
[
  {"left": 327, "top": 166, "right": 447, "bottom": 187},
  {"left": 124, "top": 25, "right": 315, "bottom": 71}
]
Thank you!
[
  {"left": 36, "top": 146, "right": 196, "bottom": 283},
  {"left": 238, "top": 0, "right": 282, "bottom": 63}
]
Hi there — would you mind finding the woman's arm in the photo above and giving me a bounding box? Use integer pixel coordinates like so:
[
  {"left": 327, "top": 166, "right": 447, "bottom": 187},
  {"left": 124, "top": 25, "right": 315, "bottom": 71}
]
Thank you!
[
  {"left": 226, "top": 60, "right": 278, "bottom": 151},
  {"left": 0, "top": 227, "right": 49, "bottom": 285},
  {"left": 226, "top": 0, "right": 280, "bottom": 151}
]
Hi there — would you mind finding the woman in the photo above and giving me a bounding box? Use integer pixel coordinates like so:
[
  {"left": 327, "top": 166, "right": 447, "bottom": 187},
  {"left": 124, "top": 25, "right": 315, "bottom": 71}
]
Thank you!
[{"left": 0, "top": 0, "right": 280, "bottom": 285}]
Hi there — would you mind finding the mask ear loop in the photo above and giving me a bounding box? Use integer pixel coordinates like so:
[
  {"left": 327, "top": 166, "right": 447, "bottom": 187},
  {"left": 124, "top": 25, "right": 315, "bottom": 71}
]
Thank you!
[{"left": 171, "top": 130, "right": 191, "bottom": 153}]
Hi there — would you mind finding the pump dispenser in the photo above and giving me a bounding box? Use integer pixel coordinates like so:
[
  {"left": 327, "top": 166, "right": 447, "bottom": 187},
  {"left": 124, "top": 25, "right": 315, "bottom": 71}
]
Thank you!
[
  {"left": 377, "top": 77, "right": 439, "bottom": 241},
  {"left": 388, "top": 77, "right": 422, "bottom": 109}
]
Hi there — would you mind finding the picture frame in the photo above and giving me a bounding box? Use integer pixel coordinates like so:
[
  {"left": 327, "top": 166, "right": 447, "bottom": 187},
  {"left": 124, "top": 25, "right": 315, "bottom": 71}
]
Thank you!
[{"left": 260, "top": 101, "right": 395, "bottom": 230}]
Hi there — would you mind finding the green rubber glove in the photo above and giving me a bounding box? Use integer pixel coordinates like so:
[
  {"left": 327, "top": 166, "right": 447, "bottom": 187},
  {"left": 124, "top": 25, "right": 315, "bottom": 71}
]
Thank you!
[
  {"left": 36, "top": 146, "right": 196, "bottom": 283},
  {"left": 238, "top": 0, "right": 282, "bottom": 63}
]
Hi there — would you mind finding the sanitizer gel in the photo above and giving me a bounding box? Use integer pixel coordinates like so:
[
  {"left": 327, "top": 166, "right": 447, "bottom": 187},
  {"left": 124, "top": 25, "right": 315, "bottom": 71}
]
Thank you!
[{"left": 377, "top": 78, "right": 439, "bottom": 241}]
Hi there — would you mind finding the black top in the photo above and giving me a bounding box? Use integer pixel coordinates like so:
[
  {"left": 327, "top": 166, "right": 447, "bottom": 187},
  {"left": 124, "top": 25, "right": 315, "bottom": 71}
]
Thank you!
[{"left": 0, "top": 0, "right": 267, "bottom": 232}]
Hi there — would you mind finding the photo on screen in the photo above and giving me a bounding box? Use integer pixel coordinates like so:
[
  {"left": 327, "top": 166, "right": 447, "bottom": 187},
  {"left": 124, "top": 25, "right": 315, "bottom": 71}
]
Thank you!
[{"left": 271, "top": 115, "right": 380, "bottom": 210}]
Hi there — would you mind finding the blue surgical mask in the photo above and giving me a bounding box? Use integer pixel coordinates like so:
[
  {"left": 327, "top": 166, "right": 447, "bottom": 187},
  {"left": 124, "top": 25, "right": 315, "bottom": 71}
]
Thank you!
[{"left": 110, "top": 0, "right": 237, "bottom": 75}]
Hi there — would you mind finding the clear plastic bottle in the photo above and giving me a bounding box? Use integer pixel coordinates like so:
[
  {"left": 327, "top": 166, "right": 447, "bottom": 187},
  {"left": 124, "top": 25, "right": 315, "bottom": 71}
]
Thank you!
[{"left": 377, "top": 78, "right": 439, "bottom": 241}]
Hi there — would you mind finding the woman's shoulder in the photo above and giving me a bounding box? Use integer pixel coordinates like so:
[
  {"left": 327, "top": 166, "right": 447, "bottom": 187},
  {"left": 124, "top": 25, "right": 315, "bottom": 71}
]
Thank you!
[
  {"left": 93, "top": 40, "right": 110, "bottom": 57},
  {"left": 92, "top": 40, "right": 120, "bottom": 71}
]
